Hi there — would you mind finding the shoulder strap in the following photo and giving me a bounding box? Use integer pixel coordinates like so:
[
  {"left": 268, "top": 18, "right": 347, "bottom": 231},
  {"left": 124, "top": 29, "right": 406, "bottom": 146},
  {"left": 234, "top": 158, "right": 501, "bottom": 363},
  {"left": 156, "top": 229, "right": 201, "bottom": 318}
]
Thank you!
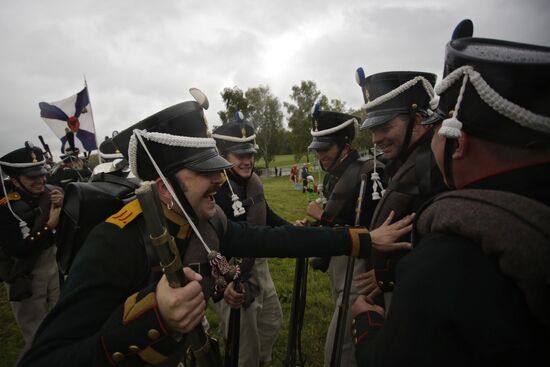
[
  {"left": 0, "top": 192, "right": 22, "bottom": 206},
  {"left": 105, "top": 199, "right": 142, "bottom": 229}
]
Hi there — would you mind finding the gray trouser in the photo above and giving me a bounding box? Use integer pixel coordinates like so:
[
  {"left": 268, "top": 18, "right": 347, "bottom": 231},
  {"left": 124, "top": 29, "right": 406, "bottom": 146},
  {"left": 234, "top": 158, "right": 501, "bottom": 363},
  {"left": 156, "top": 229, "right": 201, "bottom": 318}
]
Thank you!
[
  {"left": 213, "top": 259, "right": 283, "bottom": 366},
  {"left": 324, "top": 256, "right": 365, "bottom": 367},
  {"left": 6, "top": 246, "right": 60, "bottom": 357}
]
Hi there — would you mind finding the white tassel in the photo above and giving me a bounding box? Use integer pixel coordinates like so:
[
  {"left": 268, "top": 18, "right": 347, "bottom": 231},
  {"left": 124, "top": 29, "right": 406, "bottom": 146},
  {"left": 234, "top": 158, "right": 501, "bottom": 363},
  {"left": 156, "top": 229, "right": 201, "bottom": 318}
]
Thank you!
[
  {"left": 231, "top": 194, "right": 245, "bottom": 217},
  {"left": 439, "top": 117, "right": 463, "bottom": 138},
  {"left": 370, "top": 145, "right": 385, "bottom": 200},
  {"left": 19, "top": 221, "right": 30, "bottom": 239}
]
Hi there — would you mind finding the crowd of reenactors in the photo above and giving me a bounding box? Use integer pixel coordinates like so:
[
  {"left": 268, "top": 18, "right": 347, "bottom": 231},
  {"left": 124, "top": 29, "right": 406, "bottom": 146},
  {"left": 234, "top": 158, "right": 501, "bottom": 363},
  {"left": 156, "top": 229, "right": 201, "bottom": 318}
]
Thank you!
[{"left": 0, "top": 18, "right": 548, "bottom": 367}]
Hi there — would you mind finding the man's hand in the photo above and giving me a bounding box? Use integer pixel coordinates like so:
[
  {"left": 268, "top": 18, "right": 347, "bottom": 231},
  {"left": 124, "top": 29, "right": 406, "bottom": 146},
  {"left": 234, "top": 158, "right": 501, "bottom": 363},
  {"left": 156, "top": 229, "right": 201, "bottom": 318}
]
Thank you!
[
  {"left": 306, "top": 201, "right": 324, "bottom": 221},
  {"left": 49, "top": 189, "right": 64, "bottom": 208},
  {"left": 351, "top": 295, "right": 385, "bottom": 319},
  {"left": 156, "top": 268, "right": 205, "bottom": 334},
  {"left": 294, "top": 218, "right": 309, "bottom": 227},
  {"left": 224, "top": 281, "right": 245, "bottom": 309},
  {"left": 46, "top": 205, "right": 62, "bottom": 229},
  {"left": 369, "top": 211, "right": 415, "bottom": 252},
  {"left": 354, "top": 269, "right": 382, "bottom": 301}
]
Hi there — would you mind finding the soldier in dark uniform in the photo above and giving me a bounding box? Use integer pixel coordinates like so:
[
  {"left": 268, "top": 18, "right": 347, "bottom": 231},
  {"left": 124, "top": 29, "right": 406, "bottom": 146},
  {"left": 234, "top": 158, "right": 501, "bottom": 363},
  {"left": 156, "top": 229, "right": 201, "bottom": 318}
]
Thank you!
[
  {"left": 295, "top": 103, "right": 391, "bottom": 367},
  {"left": 0, "top": 142, "right": 63, "bottom": 358},
  {"left": 211, "top": 111, "right": 287, "bottom": 366},
  {"left": 352, "top": 66, "right": 447, "bottom": 311},
  {"left": 19, "top": 92, "right": 413, "bottom": 367},
  {"left": 352, "top": 19, "right": 550, "bottom": 366},
  {"left": 92, "top": 135, "right": 132, "bottom": 179},
  {"left": 48, "top": 147, "right": 91, "bottom": 189}
]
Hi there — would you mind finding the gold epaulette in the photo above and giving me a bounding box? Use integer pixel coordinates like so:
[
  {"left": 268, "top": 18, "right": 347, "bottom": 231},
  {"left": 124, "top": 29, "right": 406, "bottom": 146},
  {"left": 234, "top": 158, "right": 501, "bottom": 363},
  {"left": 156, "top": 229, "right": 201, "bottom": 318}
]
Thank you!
[
  {"left": 105, "top": 199, "right": 142, "bottom": 229},
  {"left": 0, "top": 192, "right": 22, "bottom": 206}
]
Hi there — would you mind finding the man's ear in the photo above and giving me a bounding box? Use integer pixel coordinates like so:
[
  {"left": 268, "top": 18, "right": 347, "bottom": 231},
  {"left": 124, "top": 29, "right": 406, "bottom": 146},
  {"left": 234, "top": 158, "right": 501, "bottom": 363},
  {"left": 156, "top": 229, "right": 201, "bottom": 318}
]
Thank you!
[
  {"left": 155, "top": 178, "right": 171, "bottom": 204},
  {"left": 452, "top": 132, "right": 468, "bottom": 159},
  {"left": 10, "top": 178, "right": 20, "bottom": 188}
]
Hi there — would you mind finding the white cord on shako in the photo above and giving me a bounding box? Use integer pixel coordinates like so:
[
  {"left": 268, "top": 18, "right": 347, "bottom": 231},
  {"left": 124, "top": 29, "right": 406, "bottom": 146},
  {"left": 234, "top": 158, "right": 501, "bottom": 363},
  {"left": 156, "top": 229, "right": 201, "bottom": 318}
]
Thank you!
[
  {"left": 130, "top": 129, "right": 217, "bottom": 254},
  {"left": 0, "top": 160, "right": 44, "bottom": 239},
  {"left": 363, "top": 76, "right": 439, "bottom": 113},
  {"left": 434, "top": 65, "right": 550, "bottom": 139},
  {"left": 310, "top": 117, "right": 358, "bottom": 137},
  {"left": 370, "top": 144, "right": 386, "bottom": 200},
  {"left": 211, "top": 133, "right": 256, "bottom": 143}
]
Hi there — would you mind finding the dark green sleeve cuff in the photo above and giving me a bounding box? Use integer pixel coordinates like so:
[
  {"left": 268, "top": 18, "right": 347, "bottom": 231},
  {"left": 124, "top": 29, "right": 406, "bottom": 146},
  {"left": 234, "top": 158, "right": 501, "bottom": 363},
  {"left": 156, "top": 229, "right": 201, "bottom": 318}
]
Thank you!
[
  {"left": 347, "top": 227, "right": 372, "bottom": 258},
  {"left": 100, "top": 287, "right": 179, "bottom": 366},
  {"left": 352, "top": 310, "right": 384, "bottom": 347}
]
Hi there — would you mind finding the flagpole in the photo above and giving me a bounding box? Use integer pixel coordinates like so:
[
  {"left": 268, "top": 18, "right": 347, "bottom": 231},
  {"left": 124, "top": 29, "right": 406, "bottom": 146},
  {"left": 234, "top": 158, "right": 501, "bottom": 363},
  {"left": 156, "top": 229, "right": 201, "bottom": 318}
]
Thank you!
[{"left": 83, "top": 75, "right": 102, "bottom": 163}]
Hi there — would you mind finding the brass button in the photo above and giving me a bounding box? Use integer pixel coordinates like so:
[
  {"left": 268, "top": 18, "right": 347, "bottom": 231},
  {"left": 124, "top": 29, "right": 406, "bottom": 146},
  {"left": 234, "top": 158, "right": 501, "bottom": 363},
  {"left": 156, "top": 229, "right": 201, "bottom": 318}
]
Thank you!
[
  {"left": 378, "top": 281, "right": 384, "bottom": 287},
  {"left": 354, "top": 337, "right": 358, "bottom": 345},
  {"left": 352, "top": 328, "right": 357, "bottom": 336},
  {"left": 30, "top": 237, "right": 35, "bottom": 241},
  {"left": 148, "top": 329, "right": 161, "bottom": 340},
  {"left": 37, "top": 232, "right": 41, "bottom": 236},
  {"left": 411, "top": 103, "right": 418, "bottom": 109},
  {"left": 128, "top": 345, "right": 140, "bottom": 352},
  {"left": 351, "top": 318, "right": 356, "bottom": 326},
  {"left": 112, "top": 352, "right": 124, "bottom": 363},
  {"left": 389, "top": 281, "right": 395, "bottom": 288},
  {"left": 448, "top": 109, "right": 454, "bottom": 117}
]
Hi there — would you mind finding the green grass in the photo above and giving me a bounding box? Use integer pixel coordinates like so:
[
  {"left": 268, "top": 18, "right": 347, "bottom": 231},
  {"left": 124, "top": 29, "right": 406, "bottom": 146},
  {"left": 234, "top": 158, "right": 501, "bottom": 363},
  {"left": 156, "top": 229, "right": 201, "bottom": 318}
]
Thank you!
[
  {"left": 257, "top": 153, "right": 314, "bottom": 169},
  {"left": 0, "top": 175, "right": 333, "bottom": 367}
]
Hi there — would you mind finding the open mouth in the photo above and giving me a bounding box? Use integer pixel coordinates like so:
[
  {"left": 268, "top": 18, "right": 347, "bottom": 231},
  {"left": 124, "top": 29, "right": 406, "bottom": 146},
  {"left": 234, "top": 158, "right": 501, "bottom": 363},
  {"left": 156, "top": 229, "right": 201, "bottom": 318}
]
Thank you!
[{"left": 204, "top": 190, "right": 217, "bottom": 202}]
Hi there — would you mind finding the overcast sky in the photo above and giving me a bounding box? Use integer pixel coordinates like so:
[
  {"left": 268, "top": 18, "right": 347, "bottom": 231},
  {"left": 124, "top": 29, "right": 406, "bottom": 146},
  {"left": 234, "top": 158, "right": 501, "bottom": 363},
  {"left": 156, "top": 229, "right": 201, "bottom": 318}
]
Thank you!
[{"left": 1, "top": 0, "right": 548, "bottom": 158}]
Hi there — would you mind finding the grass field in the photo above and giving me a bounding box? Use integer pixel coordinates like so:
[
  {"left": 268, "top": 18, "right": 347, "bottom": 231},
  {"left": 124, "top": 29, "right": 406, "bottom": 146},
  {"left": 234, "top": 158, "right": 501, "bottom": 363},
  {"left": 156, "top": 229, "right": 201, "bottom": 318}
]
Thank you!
[
  {"left": 256, "top": 153, "right": 313, "bottom": 169},
  {"left": 0, "top": 175, "right": 334, "bottom": 367}
]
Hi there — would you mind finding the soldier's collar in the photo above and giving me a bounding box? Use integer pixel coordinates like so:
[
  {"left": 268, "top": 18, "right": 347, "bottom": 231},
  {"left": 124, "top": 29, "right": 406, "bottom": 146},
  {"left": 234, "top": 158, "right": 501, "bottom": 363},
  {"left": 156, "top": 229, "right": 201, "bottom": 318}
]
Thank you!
[{"left": 162, "top": 204, "right": 191, "bottom": 239}]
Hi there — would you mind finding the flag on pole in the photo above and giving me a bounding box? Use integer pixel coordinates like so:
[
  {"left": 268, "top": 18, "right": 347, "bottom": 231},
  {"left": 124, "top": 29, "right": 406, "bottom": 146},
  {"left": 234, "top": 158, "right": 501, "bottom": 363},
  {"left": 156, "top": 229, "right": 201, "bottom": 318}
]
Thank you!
[{"left": 39, "top": 86, "right": 98, "bottom": 154}]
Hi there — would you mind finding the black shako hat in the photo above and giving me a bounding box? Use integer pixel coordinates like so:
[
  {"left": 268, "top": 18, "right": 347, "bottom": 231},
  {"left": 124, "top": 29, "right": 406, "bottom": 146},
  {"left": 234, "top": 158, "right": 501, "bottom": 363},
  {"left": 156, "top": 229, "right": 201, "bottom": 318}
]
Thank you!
[
  {"left": 99, "top": 136, "right": 124, "bottom": 161},
  {"left": 112, "top": 92, "right": 232, "bottom": 181},
  {"left": 212, "top": 111, "right": 258, "bottom": 155},
  {"left": 423, "top": 19, "right": 550, "bottom": 148},
  {"left": 0, "top": 142, "right": 48, "bottom": 177},
  {"left": 308, "top": 102, "right": 358, "bottom": 150},
  {"left": 355, "top": 68, "right": 437, "bottom": 130}
]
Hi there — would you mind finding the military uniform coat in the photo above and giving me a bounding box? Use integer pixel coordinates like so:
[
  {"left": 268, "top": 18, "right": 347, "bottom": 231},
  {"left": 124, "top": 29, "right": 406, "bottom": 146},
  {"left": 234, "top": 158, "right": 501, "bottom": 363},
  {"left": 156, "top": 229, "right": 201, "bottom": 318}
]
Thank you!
[{"left": 367, "top": 131, "right": 446, "bottom": 297}]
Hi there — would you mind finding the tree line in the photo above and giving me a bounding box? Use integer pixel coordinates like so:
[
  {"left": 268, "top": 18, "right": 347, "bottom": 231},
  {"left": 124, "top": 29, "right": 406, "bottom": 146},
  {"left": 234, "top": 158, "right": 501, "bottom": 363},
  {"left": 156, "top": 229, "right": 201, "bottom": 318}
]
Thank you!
[{"left": 216, "top": 81, "right": 373, "bottom": 168}]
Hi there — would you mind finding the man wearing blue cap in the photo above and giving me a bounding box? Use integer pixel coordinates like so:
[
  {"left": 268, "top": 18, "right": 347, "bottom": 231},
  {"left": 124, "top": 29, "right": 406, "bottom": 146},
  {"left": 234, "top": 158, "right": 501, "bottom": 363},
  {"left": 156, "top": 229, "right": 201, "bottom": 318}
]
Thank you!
[
  {"left": 0, "top": 142, "right": 63, "bottom": 359},
  {"left": 352, "top": 20, "right": 550, "bottom": 366}
]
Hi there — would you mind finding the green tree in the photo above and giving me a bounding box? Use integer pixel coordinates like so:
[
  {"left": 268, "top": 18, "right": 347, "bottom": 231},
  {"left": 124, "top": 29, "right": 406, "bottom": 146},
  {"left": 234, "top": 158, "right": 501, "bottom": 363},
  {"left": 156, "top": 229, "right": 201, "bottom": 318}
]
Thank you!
[
  {"left": 284, "top": 81, "right": 325, "bottom": 162},
  {"left": 245, "top": 85, "right": 284, "bottom": 169},
  {"left": 217, "top": 86, "right": 252, "bottom": 124},
  {"left": 350, "top": 107, "right": 373, "bottom": 154}
]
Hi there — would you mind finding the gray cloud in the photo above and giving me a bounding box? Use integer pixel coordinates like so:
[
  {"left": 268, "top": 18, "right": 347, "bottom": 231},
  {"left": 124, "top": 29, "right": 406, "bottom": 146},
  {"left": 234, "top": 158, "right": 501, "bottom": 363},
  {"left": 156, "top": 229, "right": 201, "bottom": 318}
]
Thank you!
[{"left": 1, "top": 0, "right": 548, "bottom": 158}]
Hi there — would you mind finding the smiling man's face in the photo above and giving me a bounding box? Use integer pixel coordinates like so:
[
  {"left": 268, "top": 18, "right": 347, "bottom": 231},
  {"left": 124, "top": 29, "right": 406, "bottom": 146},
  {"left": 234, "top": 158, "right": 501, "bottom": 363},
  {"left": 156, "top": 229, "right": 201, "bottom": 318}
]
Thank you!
[{"left": 370, "top": 116, "right": 409, "bottom": 160}]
